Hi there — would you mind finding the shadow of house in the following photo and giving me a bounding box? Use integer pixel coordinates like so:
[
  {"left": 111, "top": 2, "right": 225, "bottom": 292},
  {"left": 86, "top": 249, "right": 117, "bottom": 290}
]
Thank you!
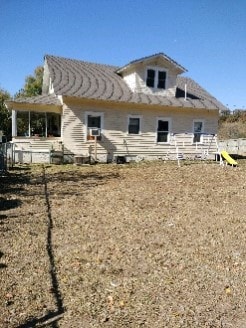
[{"left": 0, "top": 197, "right": 22, "bottom": 211}]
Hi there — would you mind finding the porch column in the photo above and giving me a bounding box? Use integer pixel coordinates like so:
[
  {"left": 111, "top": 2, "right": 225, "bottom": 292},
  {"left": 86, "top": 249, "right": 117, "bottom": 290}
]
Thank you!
[{"left": 12, "top": 110, "right": 17, "bottom": 137}]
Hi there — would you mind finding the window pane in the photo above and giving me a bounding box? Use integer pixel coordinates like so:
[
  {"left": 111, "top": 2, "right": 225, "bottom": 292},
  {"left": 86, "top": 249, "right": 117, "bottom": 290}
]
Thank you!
[
  {"left": 193, "top": 133, "right": 201, "bottom": 143},
  {"left": 194, "top": 121, "right": 203, "bottom": 133},
  {"left": 146, "top": 69, "right": 155, "bottom": 87},
  {"left": 158, "top": 120, "right": 169, "bottom": 131},
  {"left": 17, "top": 111, "right": 29, "bottom": 136},
  {"left": 88, "top": 115, "right": 101, "bottom": 128},
  {"left": 193, "top": 121, "right": 203, "bottom": 143},
  {"left": 47, "top": 113, "right": 61, "bottom": 137},
  {"left": 157, "top": 132, "right": 168, "bottom": 142},
  {"left": 158, "top": 71, "right": 166, "bottom": 89},
  {"left": 128, "top": 118, "right": 140, "bottom": 134},
  {"left": 30, "top": 112, "right": 46, "bottom": 137}
]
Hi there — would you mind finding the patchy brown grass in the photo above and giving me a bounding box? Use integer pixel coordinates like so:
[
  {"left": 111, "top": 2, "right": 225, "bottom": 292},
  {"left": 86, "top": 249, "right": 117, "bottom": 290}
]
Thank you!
[{"left": 0, "top": 160, "right": 246, "bottom": 327}]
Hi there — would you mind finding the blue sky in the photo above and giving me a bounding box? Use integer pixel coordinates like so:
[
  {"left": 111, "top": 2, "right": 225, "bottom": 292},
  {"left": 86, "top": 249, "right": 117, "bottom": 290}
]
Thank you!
[{"left": 1, "top": 0, "right": 245, "bottom": 109}]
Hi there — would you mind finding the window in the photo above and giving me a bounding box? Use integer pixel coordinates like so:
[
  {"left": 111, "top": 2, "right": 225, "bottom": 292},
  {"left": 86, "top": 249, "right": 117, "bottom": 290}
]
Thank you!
[
  {"left": 86, "top": 112, "right": 103, "bottom": 140},
  {"left": 157, "top": 118, "right": 170, "bottom": 143},
  {"left": 17, "top": 111, "right": 29, "bottom": 136},
  {"left": 146, "top": 69, "right": 155, "bottom": 88},
  {"left": 128, "top": 116, "right": 141, "bottom": 134},
  {"left": 146, "top": 68, "right": 166, "bottom": 89},
  {"left": 30, "top": 112, "right": 46, "bottom": 137},
  {"left": 157, "top": 71, "right": 166, "bottom": 89},
  {"left": 193, "top": 120, "right": 204, "bottom": 143},
  {"left": 16, "top": 111, "right": 61, "bottom": 137}
]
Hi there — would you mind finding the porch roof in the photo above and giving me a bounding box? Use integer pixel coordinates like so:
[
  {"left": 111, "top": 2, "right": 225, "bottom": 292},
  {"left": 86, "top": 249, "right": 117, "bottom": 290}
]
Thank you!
[{"left": 5, "top": 94, "right": 62, "bottom": 113}]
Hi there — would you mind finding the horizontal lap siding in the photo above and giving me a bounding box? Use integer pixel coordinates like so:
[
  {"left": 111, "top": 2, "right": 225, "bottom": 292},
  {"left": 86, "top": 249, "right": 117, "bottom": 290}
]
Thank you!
[
  {"left": 62, "top": 105, "right": 86, "bottom": 154},
  {"left": 62, "top": 102, "right": 218, "bottom": 158}
]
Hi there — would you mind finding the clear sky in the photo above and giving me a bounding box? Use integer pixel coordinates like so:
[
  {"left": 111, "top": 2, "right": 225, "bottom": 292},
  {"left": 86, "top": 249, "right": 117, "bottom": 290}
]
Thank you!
[{"left": 1, "top": 0, "right": 245, "bottom": 109}]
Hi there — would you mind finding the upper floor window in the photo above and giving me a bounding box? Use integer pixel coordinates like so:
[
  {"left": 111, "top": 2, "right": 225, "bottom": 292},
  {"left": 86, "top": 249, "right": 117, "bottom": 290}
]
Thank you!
[{"left": 146, "top": 68, "right": 166, "bottom": 89}]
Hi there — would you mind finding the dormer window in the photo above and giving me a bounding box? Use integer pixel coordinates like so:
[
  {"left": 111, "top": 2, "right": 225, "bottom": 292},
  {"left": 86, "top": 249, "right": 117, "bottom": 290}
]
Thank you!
[{"left": 146, "top": 68, "right": 166, "bottom": 89}]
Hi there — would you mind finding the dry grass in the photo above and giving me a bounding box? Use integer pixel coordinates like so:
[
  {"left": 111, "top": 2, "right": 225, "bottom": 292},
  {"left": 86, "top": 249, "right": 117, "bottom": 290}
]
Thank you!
[{"left": 1, "top": 160, "right": 246, "bottom": 327}]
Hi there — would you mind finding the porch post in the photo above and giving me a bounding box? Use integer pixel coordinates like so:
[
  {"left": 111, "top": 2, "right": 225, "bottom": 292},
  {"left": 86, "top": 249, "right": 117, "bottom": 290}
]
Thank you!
[{"left": 12, "top": 110, "right": 17, "bottom": 137}]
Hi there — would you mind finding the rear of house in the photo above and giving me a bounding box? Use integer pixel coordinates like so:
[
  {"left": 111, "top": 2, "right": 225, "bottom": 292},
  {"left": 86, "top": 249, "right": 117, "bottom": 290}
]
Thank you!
[{"left": 6, "top": 53, "right": 225, "bottom": 164}]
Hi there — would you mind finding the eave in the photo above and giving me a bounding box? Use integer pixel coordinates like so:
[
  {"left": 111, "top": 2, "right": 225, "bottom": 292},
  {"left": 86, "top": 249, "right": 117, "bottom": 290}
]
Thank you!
[
  {"left": 62, "top": 95, "right": 218, "bottom": 114},
  {"left": 5, "top": 100, "right": 62, "bottom": 114}
]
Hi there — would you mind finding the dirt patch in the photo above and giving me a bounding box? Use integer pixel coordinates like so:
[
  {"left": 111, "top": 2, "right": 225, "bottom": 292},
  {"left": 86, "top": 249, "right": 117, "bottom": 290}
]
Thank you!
[{"left": 0, "top": 161, "right": 246, "bottom": 327}]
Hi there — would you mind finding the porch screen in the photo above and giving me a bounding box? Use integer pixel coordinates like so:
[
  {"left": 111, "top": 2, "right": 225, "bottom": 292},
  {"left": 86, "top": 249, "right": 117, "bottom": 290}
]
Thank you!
[{"left": 16, "top": 111, "right": 61, "bottom": 137}]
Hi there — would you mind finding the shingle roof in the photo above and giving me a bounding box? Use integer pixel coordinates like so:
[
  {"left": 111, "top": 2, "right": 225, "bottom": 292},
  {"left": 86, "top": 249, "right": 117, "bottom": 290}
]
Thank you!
[
  {"left": 9, "top": 94, "right": 62, "bottom": 106},
  {"left": 44, "top": 54, "right": 225, "bottom": 111}
]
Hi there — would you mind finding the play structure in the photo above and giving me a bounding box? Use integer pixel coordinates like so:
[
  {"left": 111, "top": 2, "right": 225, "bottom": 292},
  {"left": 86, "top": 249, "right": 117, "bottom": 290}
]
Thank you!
[{"left": 220, "top": 150, "right": 238, "bottom": 167}]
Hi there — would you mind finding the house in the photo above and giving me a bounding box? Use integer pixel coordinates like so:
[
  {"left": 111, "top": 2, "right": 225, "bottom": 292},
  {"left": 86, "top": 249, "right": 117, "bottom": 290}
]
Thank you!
[{"left": 6, "top": 52, "right": 226, "bottom": 164}]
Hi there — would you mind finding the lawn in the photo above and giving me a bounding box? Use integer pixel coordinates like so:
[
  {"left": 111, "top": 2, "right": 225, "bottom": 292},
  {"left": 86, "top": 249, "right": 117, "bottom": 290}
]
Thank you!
[{"left": 0, "top": 160, "right": 246, "bottom": 327}]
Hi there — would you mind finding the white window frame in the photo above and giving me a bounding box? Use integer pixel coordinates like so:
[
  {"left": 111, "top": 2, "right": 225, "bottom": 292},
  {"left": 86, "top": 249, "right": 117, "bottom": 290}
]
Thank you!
[
  {"left": 85, "top": 111, "right": 104, "bottom": 141},
  {"left": 127, "top": 115, "right": 142, "bottom": 135},
  {"left": 146, "top": 66, "right": 167, "bottom": 90},
  {"left": 156, "top": 117, "right": 171, "bottom": 143},
  {"left": 193, "top": 119, "right": 204, "bottom": 144}
]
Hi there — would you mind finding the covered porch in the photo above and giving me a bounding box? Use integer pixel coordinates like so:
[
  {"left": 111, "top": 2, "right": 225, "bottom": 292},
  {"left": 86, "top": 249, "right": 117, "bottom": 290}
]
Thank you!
[{"left": 6, "top": 94, "right": 65, "bottom": 164}]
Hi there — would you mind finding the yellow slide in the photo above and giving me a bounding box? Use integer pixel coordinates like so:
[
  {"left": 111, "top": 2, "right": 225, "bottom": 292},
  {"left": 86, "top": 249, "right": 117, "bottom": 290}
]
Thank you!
[{"left": 221, "top": 150, "right": 238, "bottom": 166}]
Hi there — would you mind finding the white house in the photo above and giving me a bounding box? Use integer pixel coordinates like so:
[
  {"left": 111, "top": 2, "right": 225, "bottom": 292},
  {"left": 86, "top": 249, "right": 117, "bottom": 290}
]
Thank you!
[{"left": 6, "top": 52, "right": 226, "bottom": 163}]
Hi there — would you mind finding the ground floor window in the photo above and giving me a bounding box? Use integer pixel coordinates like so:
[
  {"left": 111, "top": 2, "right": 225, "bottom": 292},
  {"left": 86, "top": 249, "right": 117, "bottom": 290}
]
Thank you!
[
  {"left": 16, "top": 111, "right": 61, "bottom": 137},
  {"left": 157, "top": 118, "right": 171, "bottom": 143},
  {"left": 128, "top": 116, "right": 141, "bottom": 134},
  {"left": 193, "top": 120, "right": 204, "bottom": 143},
  {"left": 86, "top": 112, "right": 103, "bottom": 140}
]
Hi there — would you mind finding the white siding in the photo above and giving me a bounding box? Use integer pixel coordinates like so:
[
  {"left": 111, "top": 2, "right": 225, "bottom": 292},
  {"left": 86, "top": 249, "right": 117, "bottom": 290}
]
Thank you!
[
  {"left": 61, "top": 101, "right": 219, "bottom": 161},
  {"left": 121, "top": 62, "right": 177, "bottom": 96}
]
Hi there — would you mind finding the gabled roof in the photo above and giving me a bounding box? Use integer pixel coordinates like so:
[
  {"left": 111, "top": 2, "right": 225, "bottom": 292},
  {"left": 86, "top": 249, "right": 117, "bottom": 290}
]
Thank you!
[
  {"left": 45, "top": 54, "right": 227, "bottom": 109},
  {"left": 44, "top": 54, "right": 225, "bottom": 111},
  {"left": 116, "top": 52, "right": 187, "bottom": 74}
]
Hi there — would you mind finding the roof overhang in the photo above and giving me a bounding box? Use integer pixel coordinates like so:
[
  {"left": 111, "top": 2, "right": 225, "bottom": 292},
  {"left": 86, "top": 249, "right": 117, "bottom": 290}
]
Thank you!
[
  {"left": 5, "top": 100, "right": 62, "bottom": 114},
  {"left": 5, "top": 94, "right": 63, "bottom": 114},
  {"left": 116, "top": 53, "right": 187, "bottom": 75},
  {"left": 62, "top": 95, "right": 218, "bottom": 114}
]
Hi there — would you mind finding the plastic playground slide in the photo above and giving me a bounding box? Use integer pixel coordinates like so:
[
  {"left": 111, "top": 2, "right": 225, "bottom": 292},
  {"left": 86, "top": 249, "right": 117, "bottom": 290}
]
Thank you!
[{"left": 221, "top": 150, "right": 238, "bottom": 166}]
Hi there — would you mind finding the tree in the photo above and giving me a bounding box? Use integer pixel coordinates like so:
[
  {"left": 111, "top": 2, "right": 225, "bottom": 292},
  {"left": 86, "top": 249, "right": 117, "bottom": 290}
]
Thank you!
[
  {"left": 0, "top": 88, "right": 11, "bottom": 140},
  {"left": 15, "top": 66, "right": 43, "bottom": 98}
]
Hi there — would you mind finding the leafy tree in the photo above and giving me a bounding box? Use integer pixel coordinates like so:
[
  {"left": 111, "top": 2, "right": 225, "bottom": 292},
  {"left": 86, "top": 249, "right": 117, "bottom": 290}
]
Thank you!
[
  {"left": 15, "top": 66, "right": 43, "bottom": 98},
  {"left": 0, "top": 88, "right": 11, "bottom": 140}
]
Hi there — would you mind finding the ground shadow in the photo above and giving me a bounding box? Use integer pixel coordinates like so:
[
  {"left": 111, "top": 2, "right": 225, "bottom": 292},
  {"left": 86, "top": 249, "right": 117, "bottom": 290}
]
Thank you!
[
  {"left": 0, "top": 250, "right": 7, "bottom": 269},
  {"left": 44, "top": 169, "right": 120, "bottom": 198},
  {"left": 0, "top": 197, "right": 22, "bottom": 211},
  {"left": 18, "top": 166, "right": 64, "bottom": 328},
  {"left": 0, "top": 214, "right": 7, "bottom": 223}
]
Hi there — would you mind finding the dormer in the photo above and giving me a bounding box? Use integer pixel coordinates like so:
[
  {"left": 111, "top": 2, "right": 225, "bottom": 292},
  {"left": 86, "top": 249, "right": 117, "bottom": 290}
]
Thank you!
[{"left": 116, "top": 53, "right": 187, "bottom": 97}]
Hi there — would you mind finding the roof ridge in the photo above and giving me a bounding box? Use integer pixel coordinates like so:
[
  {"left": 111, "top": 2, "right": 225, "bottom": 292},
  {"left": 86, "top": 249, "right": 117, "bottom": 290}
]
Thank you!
[
  {"left": 127, "top": 52, "right": 187, "bottom": 72},
  {"left": 45, "top": 54, "right": 119, "bottom": 70}
]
